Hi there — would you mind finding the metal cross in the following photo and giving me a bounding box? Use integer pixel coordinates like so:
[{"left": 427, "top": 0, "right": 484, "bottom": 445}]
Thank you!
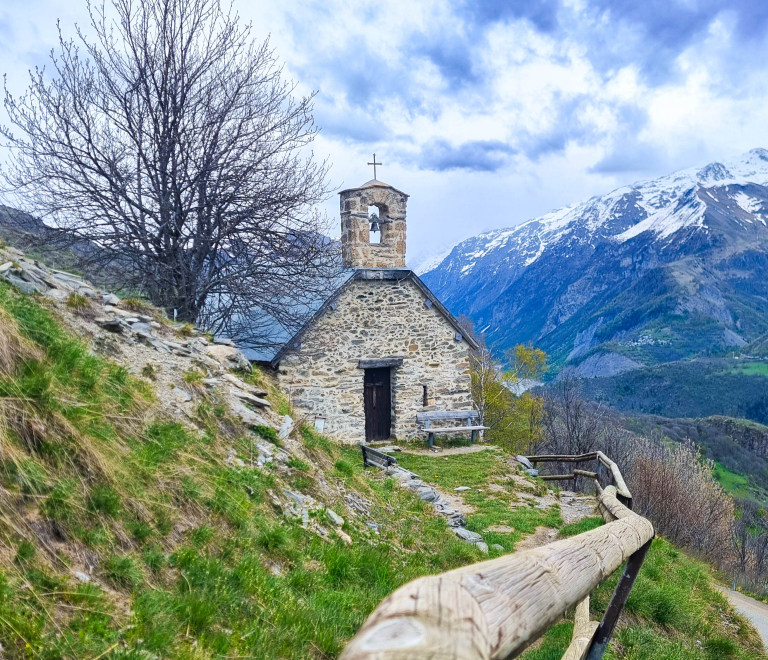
[{"left": 367, "top": 153, "right": 382, "bottom": 180}]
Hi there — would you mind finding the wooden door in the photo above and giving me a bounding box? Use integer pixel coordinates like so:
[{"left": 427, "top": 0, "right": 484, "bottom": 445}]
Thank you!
[{"left": 364, "top": 367, "right": 391, "bottom": 441}]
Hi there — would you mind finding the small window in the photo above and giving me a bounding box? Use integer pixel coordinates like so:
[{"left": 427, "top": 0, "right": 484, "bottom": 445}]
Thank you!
[
  {"left": 368, "top": 206, "right": 381, "bottom": 244},
  {"left": 422, "top": 384, "right": 429, "bottom": 406}
]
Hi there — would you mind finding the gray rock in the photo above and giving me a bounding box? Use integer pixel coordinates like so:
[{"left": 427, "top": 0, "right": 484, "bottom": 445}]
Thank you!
[
  {"left": 377, "top": 445, "right": 402, "bottom": 453},
  {"left": 230, "top": 399, "right": 268, "bottom": 426},
  {"left": 301, "top": 509, "right": 309, "bottom": 527},
  {"left": 206, "top": 343, "right": 251, "bottom": 372},
  {"left": 453, "top": 528, "right": 483, "bottom": 543},
  {"left": 525, "top": 468, "right": 539, "bottom": 477},
  {"left": 44, "top": 288, "right": 69, "bottom": 301},
  {"left": 130, "top": 322, "right": 154, "bottom": 336},
  {"left": 278, "top": 415, "right": 294, "bottom": 440},
  {"left": 455, "top": 486, "right": 470, "bottom": 492},
  {"left": 76, "top": 286, "right": 99, "bottom": 298},
  {"left": 283, "top": 489, "right": 304, "bottom": 506},
  {"left": 491, "top": 544, "right": 505, "bottom": 551},
  {"left": 0, "top": 262, "right": 13, "bottom": 273},
  {"left": 476, "top": 542, "right": 489, "bottom": 553},
  {"left": 365, "top": 521, "right": 380, "bottom": 535},
  {"left": 5, "top": 274, "right": 42, "bottom": 295},
  {"left": 149, "top": 339, "right": 173, "bottom": 353},
  {"left": 97, "top": 318, "right": 125, "bottom": 333},
  {"left": 214, "top": 336, "right": 235, "bottom": 346},
  {"left": 327, "top": 510, "right": 344, "bottom": 527},
  {"left": 516, "top": 455, "right": 534, "bottom": 470},
  {"left": 416, "top": 487, "right": 438, "bottom": 502},
  {"left": 124, "top": 317, "right": 141, "bottom": 324},
  {"left": 74, "top": 571, "right": 91, "bottom": 583},
  {"left": 230, "top": 387, "right": 271, "bottom": 408},
  {"left": 102, "top": 293, "right": 120, "bottom": 305},
  {"left": 446, "top": 513, "right": 466, "bottom": 528}
]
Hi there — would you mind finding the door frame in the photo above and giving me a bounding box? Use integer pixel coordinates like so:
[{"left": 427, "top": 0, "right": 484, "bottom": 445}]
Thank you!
[{"left": 364, "top": 366, "right": 392, "bottom": 441}]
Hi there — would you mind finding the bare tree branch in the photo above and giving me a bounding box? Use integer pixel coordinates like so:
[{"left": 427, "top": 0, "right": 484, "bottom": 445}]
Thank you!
[{"left": 1, "top": 0, "right": 339, "bottom": 348}]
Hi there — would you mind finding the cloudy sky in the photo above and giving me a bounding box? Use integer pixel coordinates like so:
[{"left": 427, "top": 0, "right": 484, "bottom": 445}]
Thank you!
[{"left": 2, "top": 0, "right": 768, "bottom": 265}]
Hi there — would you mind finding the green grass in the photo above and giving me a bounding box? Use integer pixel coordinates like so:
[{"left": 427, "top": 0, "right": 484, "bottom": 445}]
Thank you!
[
  {"left": 559, "top": 516, "right": 604, "bottom": 537},
  {"left": 728, "top": 361, "right": 768, "bottom": 377},
  {"left": 395, "top": 450, "right": 562, "bottom": 552},
  {"left": 523, "top": 537, "right": 766, "bottom": 660},
  {"left": 0, "top": 283, "right": 763, "bottom": 660},
  {"left": 714, "top": 461, "right": 752, "bottom": 497}
]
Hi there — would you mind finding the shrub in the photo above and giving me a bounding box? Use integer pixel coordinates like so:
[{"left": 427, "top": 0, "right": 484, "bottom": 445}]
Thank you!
[
  {"left": 127, "top": 520, "right": 154, "bottom": 544},
  {"left": 705, "top": 635, "right": 737, "bottom": 657},
  {"left": 141, "top": 364, "right": 156, "bottom": 380},
  {"left": 257, "top": 525, "right": 288, "bottom": 551},
  {"left": 183, "top": 369, "right": 204, "bottom": 385},
  {"left": 253, "top": 424, "right": 279, "bottom": 444},
  {"left": 287, "top": 456, "right": 310, "bottom": 472},
  {"left": 120, "top": 298, "right": 153, "bottom": 313},
  {"left": 15, "top": 541, "right": 35, "bottom": 563},
  {"left": 334, "top": 459, "right": 354, "bottom": 476},
  {"left": 88, "top": 485, "right": 121, "bottom": 517},
  {"left": 66, "top": 293, "right": 91, "bottom": 311},
  {"left": 104, "top": 554, "right": 143, "bottom": 588}
]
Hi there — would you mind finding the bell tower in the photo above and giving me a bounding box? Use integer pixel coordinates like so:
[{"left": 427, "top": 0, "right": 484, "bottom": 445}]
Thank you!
[{"left": 339, "top": 179, "right": 409, "bottom": 269}]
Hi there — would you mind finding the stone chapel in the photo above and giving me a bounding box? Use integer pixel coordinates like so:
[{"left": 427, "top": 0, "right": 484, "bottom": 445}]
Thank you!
[{"left": 270, "top": 177, "right": 477, "bottom": 444}]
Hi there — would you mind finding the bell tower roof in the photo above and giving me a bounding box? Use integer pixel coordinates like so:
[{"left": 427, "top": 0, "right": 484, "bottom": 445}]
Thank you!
[{"left": 339, "top": 179, "right": 409, "bottom": 197}]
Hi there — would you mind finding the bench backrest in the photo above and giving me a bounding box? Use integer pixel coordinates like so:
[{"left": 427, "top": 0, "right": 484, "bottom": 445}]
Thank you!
[
  {"left": 416, "top": 410, "right": 479, "bottom": 421},
  {"left": 360, "top": 445, "right": 397, "bottom": 468}
]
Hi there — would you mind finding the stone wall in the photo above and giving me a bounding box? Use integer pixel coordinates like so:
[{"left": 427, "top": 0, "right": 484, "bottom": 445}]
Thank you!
[
  {"left": 340, "top": 183, "right": 407, "bottom": 269},
  {"left": 275, "top": 276, "right": 474, "bottom": 444}
]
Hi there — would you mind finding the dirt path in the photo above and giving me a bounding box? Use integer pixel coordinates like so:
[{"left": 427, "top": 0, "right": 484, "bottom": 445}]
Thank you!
[{"left": 717, "top": 587, "right": 768, "bottom": 649}]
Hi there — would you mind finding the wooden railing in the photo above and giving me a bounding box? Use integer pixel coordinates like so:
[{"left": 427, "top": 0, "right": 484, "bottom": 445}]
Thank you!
[{"left": 340, "top": 453, "right": 653, "bottom": 660}]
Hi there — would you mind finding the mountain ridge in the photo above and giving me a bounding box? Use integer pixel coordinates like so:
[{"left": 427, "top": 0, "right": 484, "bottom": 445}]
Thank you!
[{"left": 421, "top": 149, "right": 768, "bottom": 374}]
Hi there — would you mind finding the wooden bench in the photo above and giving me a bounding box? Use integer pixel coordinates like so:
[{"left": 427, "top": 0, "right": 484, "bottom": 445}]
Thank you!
[
  {"left": 416, "top": 410, "right": 488, "bottom": 447},
  {"left": 360, "top": 444, "right": 398, "bottom": 469}
]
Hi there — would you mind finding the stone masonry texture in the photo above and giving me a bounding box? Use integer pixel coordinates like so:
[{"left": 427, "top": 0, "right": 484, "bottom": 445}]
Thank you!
[
  {"left": 275, "top": 277, "right": 474, "bottom": 444},
  {"left": 340, "top": 183, "right": 407, "bottom": 269}
]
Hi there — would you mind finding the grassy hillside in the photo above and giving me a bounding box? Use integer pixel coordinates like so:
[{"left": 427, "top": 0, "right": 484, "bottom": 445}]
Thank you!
[
  {"left": 0, "top": 280, "right": 762, "bottom": 659},
  {"left": 577, "top": 358, "right": 768, "bottom": 422},
  {"left": 525, "top": 535, "right": 764, "bottom": 660}
]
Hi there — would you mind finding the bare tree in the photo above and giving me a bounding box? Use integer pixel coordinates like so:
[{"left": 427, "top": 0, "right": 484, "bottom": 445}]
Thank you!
[
  {"left": 1, "top": 0, "right": 338, "bottom": 348},
  {"left": 541, "top": 376, "right": 606, "bottom": 455}
]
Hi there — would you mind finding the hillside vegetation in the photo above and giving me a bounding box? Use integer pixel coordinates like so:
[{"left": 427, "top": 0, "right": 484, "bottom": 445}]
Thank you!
[
  {"left": 576, "top": 358, "right": 768, "bottom": 422},
  {"left": 0, "top": 266, "right": 761, "bottom": 658}
]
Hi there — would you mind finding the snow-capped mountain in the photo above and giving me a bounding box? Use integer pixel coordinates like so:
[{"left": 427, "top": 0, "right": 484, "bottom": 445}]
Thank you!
[{"left": 421, "top": 149, "right": 768, "bottom": 376}]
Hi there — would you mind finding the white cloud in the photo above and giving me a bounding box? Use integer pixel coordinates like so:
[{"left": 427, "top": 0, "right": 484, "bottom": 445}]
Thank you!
[{"left": 2, "top": 0, "right": 768, "bottom": 263}]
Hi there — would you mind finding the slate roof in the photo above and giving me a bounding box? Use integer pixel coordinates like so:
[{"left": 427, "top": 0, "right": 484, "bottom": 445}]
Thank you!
[{"left": 264, "top": 268, "right": 478, "bottom": 367}]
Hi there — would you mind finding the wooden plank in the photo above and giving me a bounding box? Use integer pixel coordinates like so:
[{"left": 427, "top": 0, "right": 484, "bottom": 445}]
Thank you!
[
  {"left": 421, "top": 425, "right": 488, "bottom": 433},
  {"left": 595, "top": 452, "right": 632, "bottom": 503},
  {"left": 573, "top": 469, "right": 598, "bottom": 479},
  {"left": 339, "top": 488, "right": 653, "bottom": 660},
  {"left": 525, "top": 453, "right": 598, "bottom": 463},
  {"left": 562, "top": 597, "right": 598, "bottom": 660},
  {"left": 540, "top": 474, "right": 576, "bottom": 481},
  {"left": 361, "top": 445, "right": 397, "bottom": 468},
  {"left": 416, "top": 410, "right": 480, "bottom": 421}
]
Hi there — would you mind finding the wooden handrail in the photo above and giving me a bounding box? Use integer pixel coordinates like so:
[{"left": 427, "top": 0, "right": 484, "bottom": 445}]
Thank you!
[
  {"left": 525, "top": 451, "right": 632, "bottom": 504},
  {"left": 339, "top": 484, "right": 653, "bottom": 660}
]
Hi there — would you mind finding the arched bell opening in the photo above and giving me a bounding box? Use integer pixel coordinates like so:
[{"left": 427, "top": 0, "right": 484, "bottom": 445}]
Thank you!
[{"left": 367, "top": 205, "right": 381, "bottom": 244}]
